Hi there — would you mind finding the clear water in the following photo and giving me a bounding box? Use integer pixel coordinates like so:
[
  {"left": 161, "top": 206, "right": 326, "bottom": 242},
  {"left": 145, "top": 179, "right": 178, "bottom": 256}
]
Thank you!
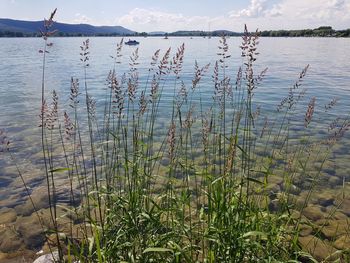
[{"left": 1, "top": 36, "right": 350, "bottom": 211}]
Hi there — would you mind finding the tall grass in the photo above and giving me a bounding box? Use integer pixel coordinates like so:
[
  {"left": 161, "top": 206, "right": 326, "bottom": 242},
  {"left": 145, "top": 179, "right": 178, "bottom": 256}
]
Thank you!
[{"left": 3, "top": 9, "right": 350, "bottom": 263}]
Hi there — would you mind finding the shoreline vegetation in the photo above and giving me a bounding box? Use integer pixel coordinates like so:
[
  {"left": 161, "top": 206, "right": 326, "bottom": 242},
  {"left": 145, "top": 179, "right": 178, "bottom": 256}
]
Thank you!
[
  {"left": 1, "top": 9, "right": 350, "bottom": 262},
  {"left": 0, "top": 18, "right": 350, "bottom": 38}
]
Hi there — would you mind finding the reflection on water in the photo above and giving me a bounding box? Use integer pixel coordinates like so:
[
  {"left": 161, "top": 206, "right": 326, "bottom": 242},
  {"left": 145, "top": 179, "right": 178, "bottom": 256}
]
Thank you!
[{"left": 1, "top": 36, "right": 350, "bottom": 256}]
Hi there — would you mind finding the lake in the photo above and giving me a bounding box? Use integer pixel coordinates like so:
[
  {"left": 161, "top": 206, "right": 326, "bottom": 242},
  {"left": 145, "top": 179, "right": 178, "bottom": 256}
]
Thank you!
[{"left": 1, "top": 36, "right": 350, "bottom": 257}]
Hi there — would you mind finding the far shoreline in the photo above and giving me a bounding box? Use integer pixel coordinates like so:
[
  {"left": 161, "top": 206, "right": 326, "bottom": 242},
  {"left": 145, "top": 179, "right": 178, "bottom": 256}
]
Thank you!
[
  {"left": 1, "top": 35, "right": 350, "bottom": 39},
  {"left": 0, "top": 25, "right": 349, "bottom": 38}
]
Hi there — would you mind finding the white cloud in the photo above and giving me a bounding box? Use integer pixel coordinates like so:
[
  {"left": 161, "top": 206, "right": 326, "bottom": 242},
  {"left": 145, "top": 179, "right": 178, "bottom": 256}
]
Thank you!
[
  {"left": 273, "top": 0, "right": 350, "bottom": 26},
  {"left": 230, "top": 0, "right": 267, "bottom": 18},
  {"left": 74, "top": 13, "right": 92, "bottom": 24},
  {"left": 327, "top": 0, "right": 346, "bottom": 9},
  {"left": 228, "top": 0, "right": 350, "bottom": 29},
  {"left": 115, "top": 1, "right": 350, "bottom": 32},
  {"left": 117, "top": 8, "right": 212, "bottom": 32},
  {"left": 264, "top": 4, "right": 283, "bottom": 17}
]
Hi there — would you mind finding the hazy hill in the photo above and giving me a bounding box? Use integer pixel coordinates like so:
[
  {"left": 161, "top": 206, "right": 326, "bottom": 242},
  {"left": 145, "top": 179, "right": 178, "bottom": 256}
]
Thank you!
[{"left": 0, "top": 18, "right": 135, "bottom": 36}]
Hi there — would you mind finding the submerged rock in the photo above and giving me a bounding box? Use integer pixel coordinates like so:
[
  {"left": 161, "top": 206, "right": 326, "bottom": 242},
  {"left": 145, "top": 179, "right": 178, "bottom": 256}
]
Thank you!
[
  {"left": 14, "top": 187, "right": 49, "bottom": 216},
  {"left": 15, "top": 214, "right": 45, "bottom": 249},
  {"left": 160, "top": 158, "right": 170, "bottom": 167},
  {"left": 332, "top": 211, "right": 348, "bottom": 220},
  {"left": 265, "top": 183, "right": 281, "bottom": 194},
  {"left": 339, "top": 199, "right": 350, "bottom": 216},
  {"left": 299, "top": 224, "right": 313, "bottom": 237},
  {"left": 328, "top": 176, "right": 342, "bottom": 187},
  {"left": 56, "top": 187, "right": 82, "bottom": 206},
  {"left": 298, "top": 235, "right": 338, "bottom": 262},
  {"left": 317, "top": 194, "right": 335, "bottom": 207},
  {"left": 302, "top": 205, "right": 325, "bottom": 221},
  {"left": 319, "top": 219, "right": 350, "bottom": 239},
  {"left": 0, "top": 208, "right": 17, "bottom": 224},
  {"left": 14, "top": 185, "right": 81, "bottom": 217},
  {"left": 334, "top": 235, "right": 350, "bottom": 250},
  {"left": 288, "top": 184, "right": 302, "bottom": 195},
  {"left": 0, "top": 177, "right": 12, "bottom": 188},
  {"left": 0, "top": 228, "right": 23, "bottom": 253},
  {"left": 32, "top": 251, "right": 59, "bottom": 263},
  {"left": 0, "top": 250, "right": 36, "bottom": 263},
  {"left": 0, "top": 191, "right": 27, "bottom": 209}
]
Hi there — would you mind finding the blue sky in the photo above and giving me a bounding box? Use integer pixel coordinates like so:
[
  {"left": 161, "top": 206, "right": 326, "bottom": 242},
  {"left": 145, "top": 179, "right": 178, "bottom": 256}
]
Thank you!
[{"left": 1, "top": 0, "right": 349, "bottom": 31}]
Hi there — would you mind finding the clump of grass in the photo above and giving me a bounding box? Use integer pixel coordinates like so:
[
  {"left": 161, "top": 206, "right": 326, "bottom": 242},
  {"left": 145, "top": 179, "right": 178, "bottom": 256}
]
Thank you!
[{"left": 4, "top": 9, "right": 350, "bottom": 263}]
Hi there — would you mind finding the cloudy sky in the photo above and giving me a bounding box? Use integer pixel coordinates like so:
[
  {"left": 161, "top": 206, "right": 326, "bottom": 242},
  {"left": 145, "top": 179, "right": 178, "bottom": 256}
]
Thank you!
[{"left": 1, "top": 0, "right": 349, "bottom": 32}]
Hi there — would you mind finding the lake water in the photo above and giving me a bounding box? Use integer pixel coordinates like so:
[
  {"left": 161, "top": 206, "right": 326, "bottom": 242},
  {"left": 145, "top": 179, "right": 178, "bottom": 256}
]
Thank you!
[{"left": 1, "top": 36, "right": 350, "bottom": 256}]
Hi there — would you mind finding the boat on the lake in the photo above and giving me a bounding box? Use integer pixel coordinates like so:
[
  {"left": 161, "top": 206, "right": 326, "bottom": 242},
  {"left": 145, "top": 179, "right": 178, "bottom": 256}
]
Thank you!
[{"left": 125, "top": 39, "right": 140, "bottom": 45}]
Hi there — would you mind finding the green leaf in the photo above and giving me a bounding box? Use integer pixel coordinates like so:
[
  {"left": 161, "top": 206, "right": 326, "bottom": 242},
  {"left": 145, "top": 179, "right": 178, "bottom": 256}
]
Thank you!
[
  {"left": 294, "top": 251, "right": 318, "bottom": 263},
  {"left": 247, "top": 177, "right": 263, "bottom": 185},
  {"left": 108, "top": 131, "right": 119, "bottom": 140},
  {"left": 141, "top": 212, "right": 150, "bottom": 220},
  {"left": 49, "top": 167, "right": 70, "bottom": 173},
  {"left": 93, "top": 226, "right": 103, "bottom": 263},
  {"left": 143, "top": 247, "right": 173, "bottom": 253},
  {"left": 242, "top": 231, "right": 267, "bottom": 240},
  {"left": 211, "top": 176, "right": 224, "bottom": 185},
  {"left": 236, "top": 145, "right": 248, "bottom": 158},
  {"left": 147, "top": 155, "right": 162, "bottom": 161},
  {"left": 250, "top": 169, "right": 274, "bottom": 176},
  {"left": 88, "top": 237, "right": 94, "bottom": 256}
]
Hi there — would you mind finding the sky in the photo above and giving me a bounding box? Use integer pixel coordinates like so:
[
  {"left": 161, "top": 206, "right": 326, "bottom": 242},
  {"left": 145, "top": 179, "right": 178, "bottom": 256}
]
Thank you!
[{"left": 1, "top": 0, "right": 350, "bottom": 32}]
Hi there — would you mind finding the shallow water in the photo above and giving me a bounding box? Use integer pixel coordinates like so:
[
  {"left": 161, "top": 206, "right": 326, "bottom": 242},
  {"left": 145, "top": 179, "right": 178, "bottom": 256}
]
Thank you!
[{"left": 1, "top": 36, "right": 350, "bottom": 256}]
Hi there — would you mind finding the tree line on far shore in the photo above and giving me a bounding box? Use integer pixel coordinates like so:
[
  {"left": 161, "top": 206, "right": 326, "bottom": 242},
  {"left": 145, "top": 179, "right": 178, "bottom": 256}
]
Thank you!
[
  {"left": 1, "top": 26, "right": 349, "bottom": 38},
  {"left": 260, "top": 26, "right": 350, "bottom": 37}
]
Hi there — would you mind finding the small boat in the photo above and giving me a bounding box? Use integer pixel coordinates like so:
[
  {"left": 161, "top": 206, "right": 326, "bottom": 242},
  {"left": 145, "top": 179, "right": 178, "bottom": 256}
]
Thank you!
[{"left": 125, "top": 39, "right": 139, "bottom": 45}]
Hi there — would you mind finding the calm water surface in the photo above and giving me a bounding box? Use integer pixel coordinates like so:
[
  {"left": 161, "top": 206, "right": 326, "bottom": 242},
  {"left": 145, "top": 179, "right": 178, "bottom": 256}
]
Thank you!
[{"left": 0, "top": 36, "right": 350, "bottom": 211}]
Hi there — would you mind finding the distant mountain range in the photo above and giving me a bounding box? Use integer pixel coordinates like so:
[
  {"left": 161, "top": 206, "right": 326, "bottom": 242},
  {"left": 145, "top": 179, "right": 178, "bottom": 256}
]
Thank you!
[
  {"left": 0, "top": 18, "right": 135, "bottom": 36},
  {"left": 0, "top": 18, "right": 349, "bottom": 38}
]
